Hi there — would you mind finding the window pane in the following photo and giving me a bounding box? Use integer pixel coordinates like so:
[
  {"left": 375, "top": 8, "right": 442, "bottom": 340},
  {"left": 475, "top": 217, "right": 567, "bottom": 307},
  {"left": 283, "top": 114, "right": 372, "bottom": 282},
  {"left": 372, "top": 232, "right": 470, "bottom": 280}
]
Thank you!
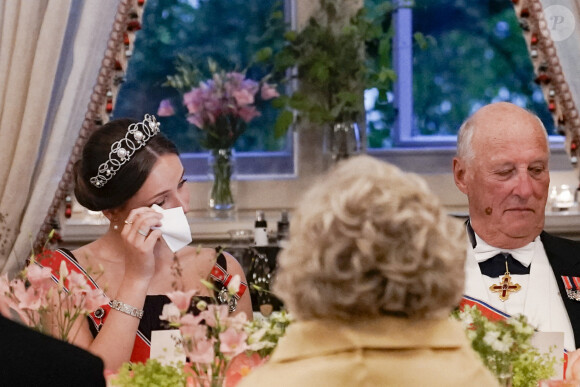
[
  {"left": 365, "top": 0, "right": 559, "bottom": 149},
  {"left": 113, "top": 0, "right": 292, "bottom": 165}
]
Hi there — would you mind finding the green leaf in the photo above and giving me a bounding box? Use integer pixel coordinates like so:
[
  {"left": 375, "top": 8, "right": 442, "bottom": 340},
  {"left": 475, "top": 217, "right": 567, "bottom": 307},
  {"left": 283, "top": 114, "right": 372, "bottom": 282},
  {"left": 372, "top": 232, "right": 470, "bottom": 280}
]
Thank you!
[
  {"left": 413, "top": 32, "right": 429, "bottom": 50},
  {"left": 271, "top": 95, "right": 288, "bottom": 109},
  {"left": 283, "top": 30, "right": 297, "bottom": 42},
  {"left": 274, "top": 110, "right": 294, "bottom": 138},
  {"left": 254, "top": 47, "right": 273, "bottom": 63}
]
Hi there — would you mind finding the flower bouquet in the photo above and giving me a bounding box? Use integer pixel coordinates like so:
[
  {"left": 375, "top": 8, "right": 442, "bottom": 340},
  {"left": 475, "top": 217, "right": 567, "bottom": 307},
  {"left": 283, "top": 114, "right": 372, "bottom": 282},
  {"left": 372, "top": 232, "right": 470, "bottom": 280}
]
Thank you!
[
  {"left": 0, "top": 248, "right": 109, "bottom": 342},
  {"left": 453, "top": 305, "right": 558, "bottom": 387},
  {"left": 158, "top": 59, "right": 279, "bottom": 213},
  {"left": 110, "top": 275, "right": 291, "bottom": 387}
]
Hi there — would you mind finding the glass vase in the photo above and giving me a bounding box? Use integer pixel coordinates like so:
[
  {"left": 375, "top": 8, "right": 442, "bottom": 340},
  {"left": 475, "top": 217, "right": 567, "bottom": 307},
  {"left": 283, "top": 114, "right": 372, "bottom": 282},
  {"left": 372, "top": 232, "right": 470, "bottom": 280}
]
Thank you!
[
  {"left": 208, "top": 148, "right": 235, "bottom": 216},
  {"left": 325, "top": 121, "right": 362, "bottom": 164}
]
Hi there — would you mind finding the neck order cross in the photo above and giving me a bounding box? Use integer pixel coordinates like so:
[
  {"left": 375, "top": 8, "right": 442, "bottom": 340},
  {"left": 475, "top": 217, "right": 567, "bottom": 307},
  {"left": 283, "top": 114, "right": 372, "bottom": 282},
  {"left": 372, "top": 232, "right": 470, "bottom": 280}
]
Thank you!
[{"left": 489, "top": 261, "right": 521, "bottom": 301}]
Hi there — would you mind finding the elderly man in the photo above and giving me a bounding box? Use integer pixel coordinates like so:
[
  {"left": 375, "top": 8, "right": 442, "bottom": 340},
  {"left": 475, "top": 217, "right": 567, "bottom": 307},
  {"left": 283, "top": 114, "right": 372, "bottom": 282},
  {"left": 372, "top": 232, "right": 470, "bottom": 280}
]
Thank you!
[{"left": 453, "top": 101, "right": 580, "bottom": 351}]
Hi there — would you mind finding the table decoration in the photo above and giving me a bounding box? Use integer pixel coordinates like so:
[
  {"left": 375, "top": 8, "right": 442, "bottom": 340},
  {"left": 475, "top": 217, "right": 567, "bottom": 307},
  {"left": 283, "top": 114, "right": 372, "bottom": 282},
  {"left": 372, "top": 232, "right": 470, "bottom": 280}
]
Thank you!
[
  {"left": 453, "top": 305, "right": 558, "bottom": 387},
  {"left": 272, "top": 0, "right": 416, "bottom": 163},
  {"left": 158, "top": 59, "right": 279, "bottom": 215},
  {"left": 0, "top": 233, "right": 108, "bottom": 342},
  {"left": 109, "top": 276, "right": 291, "bottom": 387}
]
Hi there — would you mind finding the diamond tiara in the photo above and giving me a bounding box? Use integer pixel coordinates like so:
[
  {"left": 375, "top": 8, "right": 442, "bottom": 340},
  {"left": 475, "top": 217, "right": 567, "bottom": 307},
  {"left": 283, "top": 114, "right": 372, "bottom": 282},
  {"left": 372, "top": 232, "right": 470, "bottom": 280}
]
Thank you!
[{"left": 89, "top": 114, "right": 161, "bottom": 188}]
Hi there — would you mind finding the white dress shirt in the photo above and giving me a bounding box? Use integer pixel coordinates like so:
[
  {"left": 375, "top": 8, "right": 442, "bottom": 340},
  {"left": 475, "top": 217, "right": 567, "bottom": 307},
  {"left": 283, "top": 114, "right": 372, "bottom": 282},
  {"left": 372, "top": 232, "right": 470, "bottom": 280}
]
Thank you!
[{"left": 464, "top": 231, "right": 576, "bottom": 351}]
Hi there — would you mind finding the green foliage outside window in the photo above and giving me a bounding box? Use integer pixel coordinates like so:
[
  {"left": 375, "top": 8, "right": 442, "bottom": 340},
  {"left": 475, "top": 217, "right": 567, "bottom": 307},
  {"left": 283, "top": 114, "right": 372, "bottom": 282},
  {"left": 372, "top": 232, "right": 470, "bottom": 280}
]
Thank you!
[{"left": 365, "top": 0, "right": 556, "bottom": 149}]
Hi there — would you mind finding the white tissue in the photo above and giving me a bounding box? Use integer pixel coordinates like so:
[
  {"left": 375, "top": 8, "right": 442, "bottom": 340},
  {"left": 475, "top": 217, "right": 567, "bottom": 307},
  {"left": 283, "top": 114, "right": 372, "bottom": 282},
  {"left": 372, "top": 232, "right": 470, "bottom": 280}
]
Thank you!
[{"left": 151, "top": 204, "right": 192, "bottom": 252}]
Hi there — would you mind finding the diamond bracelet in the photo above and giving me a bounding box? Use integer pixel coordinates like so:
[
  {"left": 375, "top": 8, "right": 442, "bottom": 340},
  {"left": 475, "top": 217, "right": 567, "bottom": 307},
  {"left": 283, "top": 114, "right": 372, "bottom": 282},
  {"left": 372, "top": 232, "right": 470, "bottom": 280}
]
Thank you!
[{"left": 110, "top": 299, "right": 144, "bottom": 319}]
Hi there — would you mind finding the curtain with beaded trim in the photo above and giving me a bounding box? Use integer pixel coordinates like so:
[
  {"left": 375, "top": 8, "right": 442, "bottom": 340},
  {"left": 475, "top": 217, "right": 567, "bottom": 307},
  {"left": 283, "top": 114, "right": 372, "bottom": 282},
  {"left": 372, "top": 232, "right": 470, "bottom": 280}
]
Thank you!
[
  {"left": 513, "top": 1, "right": 580, "bottom": 174},
  {"left": 0, "top": 0, "right": 120, "bottom": 275},
  {"left": 541, "top": 0, "right": 580, "bottom": 172}
]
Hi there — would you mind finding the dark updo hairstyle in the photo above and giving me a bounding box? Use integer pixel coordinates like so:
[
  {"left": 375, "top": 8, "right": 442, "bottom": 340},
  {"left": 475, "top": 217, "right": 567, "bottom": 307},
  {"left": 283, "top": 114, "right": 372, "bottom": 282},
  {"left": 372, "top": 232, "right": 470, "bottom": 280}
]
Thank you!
[{"left": 74, "top": 117, "right": 179, "bottom": 211}]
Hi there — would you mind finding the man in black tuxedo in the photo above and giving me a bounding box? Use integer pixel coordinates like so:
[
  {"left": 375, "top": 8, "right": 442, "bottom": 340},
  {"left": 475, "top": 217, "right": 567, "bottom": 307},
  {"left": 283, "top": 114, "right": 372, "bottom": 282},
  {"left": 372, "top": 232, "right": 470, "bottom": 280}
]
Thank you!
[
  {"left": 0, "top": 314, "right": 106, "bottom": 386},
  {"left": 453, "top": 102, "right": 580, "bottom": 351}
]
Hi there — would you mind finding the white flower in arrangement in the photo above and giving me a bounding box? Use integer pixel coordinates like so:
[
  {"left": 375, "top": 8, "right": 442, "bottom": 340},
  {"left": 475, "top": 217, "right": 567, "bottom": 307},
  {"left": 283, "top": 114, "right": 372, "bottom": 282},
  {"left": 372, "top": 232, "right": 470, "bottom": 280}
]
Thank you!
[
  {"left": 483, "top": 330, "right": 501, "bottom": 348},
  {"left": 509, "top": 317, "right": 535, "bottom": 335},
  {"left": 159, "top": 303, "right": 181, "bottom": 323},
  {"left": 227, "top": 274, "right": 241, "bottom": 295},
  {"left": 452, "top": 305, "right": 559, "bottom": 387},
  {"left": 491, "top": 334, "right": 514, "bottom": 353}
]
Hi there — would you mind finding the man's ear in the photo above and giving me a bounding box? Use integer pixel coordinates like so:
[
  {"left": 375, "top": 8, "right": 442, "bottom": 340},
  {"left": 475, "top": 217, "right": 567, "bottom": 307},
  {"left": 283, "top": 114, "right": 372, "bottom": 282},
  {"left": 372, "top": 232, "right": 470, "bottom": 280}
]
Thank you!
[{"left": 453, "top": 157, "right": 469, "bottom": 195}]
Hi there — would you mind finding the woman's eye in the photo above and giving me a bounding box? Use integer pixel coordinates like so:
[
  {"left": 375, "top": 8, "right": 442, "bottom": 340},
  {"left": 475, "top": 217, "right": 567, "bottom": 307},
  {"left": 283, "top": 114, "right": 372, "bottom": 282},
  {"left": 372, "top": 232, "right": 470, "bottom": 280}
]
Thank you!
[
  {"left": 178, "top": 178, "right": 187, "bottom": 188},
  {"left": 154, "top": 199, "right": 166, "bottom": 207}
]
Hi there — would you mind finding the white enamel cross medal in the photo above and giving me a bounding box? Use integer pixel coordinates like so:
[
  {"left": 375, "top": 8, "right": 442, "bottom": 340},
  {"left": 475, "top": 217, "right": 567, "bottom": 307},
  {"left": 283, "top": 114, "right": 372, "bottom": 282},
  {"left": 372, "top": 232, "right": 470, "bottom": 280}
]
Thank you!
[{"left": 489, "top": 261, "right": 521, "bottom": 301}]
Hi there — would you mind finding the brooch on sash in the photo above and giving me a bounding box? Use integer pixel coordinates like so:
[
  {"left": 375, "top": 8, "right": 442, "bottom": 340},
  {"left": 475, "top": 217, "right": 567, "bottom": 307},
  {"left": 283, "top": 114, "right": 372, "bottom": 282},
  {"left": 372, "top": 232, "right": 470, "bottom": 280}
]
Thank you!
[
  {"left": 561, "top": 276, "right": 580, "bottom": 301},
  {"left": 490, "top": 261, "right": 521, "bottom": 301}
]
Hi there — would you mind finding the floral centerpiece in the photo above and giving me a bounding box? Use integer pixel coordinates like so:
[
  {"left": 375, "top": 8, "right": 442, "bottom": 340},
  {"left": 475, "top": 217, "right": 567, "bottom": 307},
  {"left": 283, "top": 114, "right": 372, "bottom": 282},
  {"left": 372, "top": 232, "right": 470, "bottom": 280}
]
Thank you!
[
  {"left": 158, "top": 59, "right": 279, "bottom": 214},
  {"left": 110, "top": 275, "right": 291, "bottom": 387},
  {"left": 0, "top": 243, "right": 109, "bottom": 342},
  {"left": 453, "top": 305, "right": 558, "bottom": 387}
]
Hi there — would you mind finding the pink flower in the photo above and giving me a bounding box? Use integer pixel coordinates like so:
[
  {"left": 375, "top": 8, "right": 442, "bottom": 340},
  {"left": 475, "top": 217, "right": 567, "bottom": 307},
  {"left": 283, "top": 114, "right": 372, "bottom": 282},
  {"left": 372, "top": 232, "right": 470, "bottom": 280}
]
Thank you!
[
  {"left": 219, "top": 327, "right": 248, "bottom": 358},
  {"left": 225, "top": 311, "right": 248, "bottom": 331},
  {"left": 25, "top": 265, "right": 53, "bottom": 292},
  {"left": 186, "top": 337, "right": 216, "bottom": 364},
  {"left": 167, "top": 289, "right": 198, "bottom": 312},
  {"left": 201, "top": 304, "right": 229, "bottom": 328},
  {"left": 184, "top": 88, "right": 205, "bottom": 115},
  {"left": 179, "top": 313, "right": 206, "bottom": 340},
  {"left": 82, "top": 288, "right": 109, "bottom": 312},
  {"left": 225, "top": 353, "right": 268, "bottom": 387},
  {"left": 232, "top": 89, "right": 255, "bottom": 106},
  {"left": 241, "top": 79, "right": 259, "bottom": 95},
  {"left": 67, "top": 270, "right": 89, "bottom": 290},
  {"left": 157, "top": 99, "right": 175, "bottom": 117},
  {"left": 238, "top": 106, "right": 260, "bottom": 123},
  {"left": 186, "top": 114, "right": 206, "bottom": 129},
  {"left": 12, "top": 279, "right": 43, "bottom": 311},
  {"left": 261, "top": 83, "right": 279, "bottom": 100}
]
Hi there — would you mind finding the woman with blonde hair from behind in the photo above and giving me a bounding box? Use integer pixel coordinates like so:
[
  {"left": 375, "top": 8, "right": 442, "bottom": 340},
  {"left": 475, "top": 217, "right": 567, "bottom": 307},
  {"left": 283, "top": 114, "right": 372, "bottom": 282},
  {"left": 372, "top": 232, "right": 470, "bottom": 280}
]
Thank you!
[{"left": 239, "top": 155, "right": 498, "bottom": 387}]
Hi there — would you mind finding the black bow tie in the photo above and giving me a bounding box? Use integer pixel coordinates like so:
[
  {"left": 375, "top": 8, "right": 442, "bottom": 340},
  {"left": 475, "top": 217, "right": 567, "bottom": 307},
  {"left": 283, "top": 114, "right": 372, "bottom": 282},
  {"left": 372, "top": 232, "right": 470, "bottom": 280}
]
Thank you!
[{"left": 478, "top": 253, "right": 531, "bottom": 278}]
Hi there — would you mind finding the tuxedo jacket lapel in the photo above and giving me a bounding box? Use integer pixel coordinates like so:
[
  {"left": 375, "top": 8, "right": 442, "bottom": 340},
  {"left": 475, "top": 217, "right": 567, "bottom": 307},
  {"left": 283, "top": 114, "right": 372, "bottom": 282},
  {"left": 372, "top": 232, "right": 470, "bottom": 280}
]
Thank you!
[{"left": 541, "top": 231, "right": 580, "bottom": 349}]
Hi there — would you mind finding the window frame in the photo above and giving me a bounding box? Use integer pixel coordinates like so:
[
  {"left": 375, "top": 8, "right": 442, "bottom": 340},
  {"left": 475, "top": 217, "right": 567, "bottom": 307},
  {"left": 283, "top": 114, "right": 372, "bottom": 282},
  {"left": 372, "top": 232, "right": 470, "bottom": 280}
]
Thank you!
[{"left": 369, "top": 2, "right": 571, "bottom": 175}]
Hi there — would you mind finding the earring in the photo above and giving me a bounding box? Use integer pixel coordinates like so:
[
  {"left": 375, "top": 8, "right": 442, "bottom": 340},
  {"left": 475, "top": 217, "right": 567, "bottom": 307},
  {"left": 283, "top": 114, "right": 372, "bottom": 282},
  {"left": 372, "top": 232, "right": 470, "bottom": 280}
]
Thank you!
[{"left": 113, "top": 223, "right": 119, "bottom": 231}]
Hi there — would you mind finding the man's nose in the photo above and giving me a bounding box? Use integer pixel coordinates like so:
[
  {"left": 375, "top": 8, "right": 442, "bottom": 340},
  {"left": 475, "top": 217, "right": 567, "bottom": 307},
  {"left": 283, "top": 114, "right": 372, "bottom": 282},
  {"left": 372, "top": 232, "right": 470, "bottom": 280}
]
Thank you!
[{"left": 513, "top": 171, "right": 534, "bottom": 198}]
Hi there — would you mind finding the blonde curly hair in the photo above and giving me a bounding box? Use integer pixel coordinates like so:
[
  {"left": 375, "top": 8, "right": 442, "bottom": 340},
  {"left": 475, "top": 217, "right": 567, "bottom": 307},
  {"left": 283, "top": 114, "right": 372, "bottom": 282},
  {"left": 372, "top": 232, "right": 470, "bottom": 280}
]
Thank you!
[{"left": 273, "top": 155, "right": 466, "bottom": 321}]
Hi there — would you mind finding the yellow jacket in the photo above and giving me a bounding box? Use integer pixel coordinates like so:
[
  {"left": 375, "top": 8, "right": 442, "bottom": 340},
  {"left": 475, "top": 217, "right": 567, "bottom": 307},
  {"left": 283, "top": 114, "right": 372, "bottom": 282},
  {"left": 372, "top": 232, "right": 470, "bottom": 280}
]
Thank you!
[{"left": 238, "top": 315, "right": 499, "bottom": 387}]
